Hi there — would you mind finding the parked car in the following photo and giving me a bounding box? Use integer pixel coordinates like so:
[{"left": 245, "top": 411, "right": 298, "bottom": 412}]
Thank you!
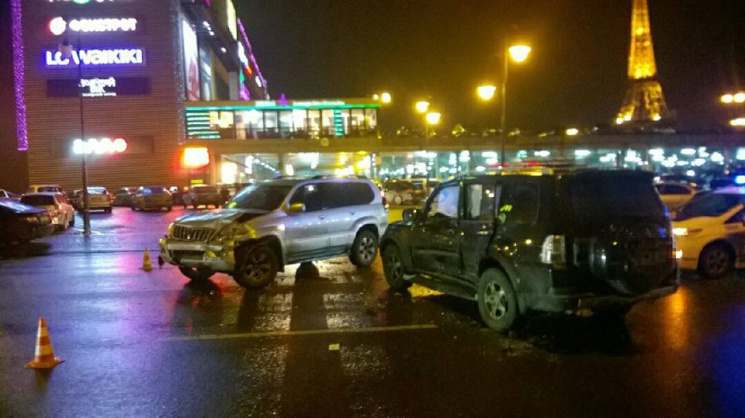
[
  {"left": 383, "top": 180, "right": 427, "bottom": 205},
  {"left": 0, "top": 189, "right": 21, "bottom": 201},
  {"left": 26, "top": 184, "right": 65, "bottom": 196},
  {"left": 168, "top": 186, "right": 187, "bottom": 206},
  {"left": 20, "top": 192, "right": 75, "bottom": 230},
  {"left": 113, "top": 187, "right": 138, "bottom": 206},
  {"left": 654, "top": 182, "right": 699, "bottom": 213},
  {"left": 160, "top": 177, "right": 387, "bottom": 288},
  {"left": 73, "top": 187, "right": 113, "bottom": 213},
  {"left": 131, "top": 186, "right": 174, "bottom": 211},
  {"left": 380, "top": 169, "right": 679, "bottom": 332},
  {"left": 673, "top": 187, "right": 745, "bottom": 278},
  {"left": 183, "top": 185, "right": 222, "bottom": 209},
  {"left": 0, "top": 198, "right": 55, "bottom": 247}
]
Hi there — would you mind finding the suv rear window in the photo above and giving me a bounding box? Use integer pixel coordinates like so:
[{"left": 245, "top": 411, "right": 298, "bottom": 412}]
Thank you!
[
  {"left": 570, "top": 175, "right": 665, "bottom": 226},
  {"left": 21, "top": 195, "right": 55, "bottom": 206}
]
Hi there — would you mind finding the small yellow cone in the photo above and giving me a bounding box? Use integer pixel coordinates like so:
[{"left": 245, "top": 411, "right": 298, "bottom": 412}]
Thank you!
[
  {"left": 142, "top": 248, "right": 153, "bottom": 272},
  {"left": 26, "top": 317, "right": 63, "bottom": 369}
]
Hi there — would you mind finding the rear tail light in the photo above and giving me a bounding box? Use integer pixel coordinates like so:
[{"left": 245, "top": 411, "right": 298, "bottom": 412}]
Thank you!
[{"left": 540, "top": 235, "right": 566, "bottom": 265}]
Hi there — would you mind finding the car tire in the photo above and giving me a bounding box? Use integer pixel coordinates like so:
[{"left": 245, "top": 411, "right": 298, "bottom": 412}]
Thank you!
[
  {"left": 382, "top": 244, "right": 412, "bottom": 292},
  {"left": 179, "top": 266, "right": 214, "bottom": 282},
  {"left": 477, "top": 268, "right": 520, "bottom": 333},
  {"left": 350, "top": 229, "right": 378, "bottom": 267},
  {"left": 233, "top": 245, "right": 279, "bottom": 289},
  {"left": 698, "top": 242, "right": 735, "bottom": 279},
  {"left": 393, "top": 195, "right": 403, "bottom": 205}
]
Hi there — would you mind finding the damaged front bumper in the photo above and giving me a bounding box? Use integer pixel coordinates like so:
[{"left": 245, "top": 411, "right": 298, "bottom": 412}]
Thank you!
[{"left": 159, "top": 236, "right": 235, "bottom": 273}]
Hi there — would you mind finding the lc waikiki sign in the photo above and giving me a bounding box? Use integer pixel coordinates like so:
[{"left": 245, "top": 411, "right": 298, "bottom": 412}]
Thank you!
[{"left": 45, "top": 48, "right": 145, "bottom": 67}]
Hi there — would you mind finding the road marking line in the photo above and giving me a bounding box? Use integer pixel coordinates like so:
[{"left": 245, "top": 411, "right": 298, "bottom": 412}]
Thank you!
[{"left": 166, "top": 324, "right": 438, "bottom": 341}]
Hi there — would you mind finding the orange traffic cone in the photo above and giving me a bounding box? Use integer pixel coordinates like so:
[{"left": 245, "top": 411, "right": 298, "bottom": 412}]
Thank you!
[
  {"left": 142, "top": 248, "right": 153, "bottom": 272},
  {"left": 26, "top": 317, "right": 63, "bottom": 369}
]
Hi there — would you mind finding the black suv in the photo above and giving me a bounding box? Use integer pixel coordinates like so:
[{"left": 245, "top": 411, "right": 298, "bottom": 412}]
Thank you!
[{"left": 380, "top": 169, "right": 679, "bottom": 332}]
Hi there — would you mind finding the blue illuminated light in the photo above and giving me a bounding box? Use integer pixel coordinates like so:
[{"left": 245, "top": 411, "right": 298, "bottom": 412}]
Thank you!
[{"left": 735, "top": 175, "right": 745, "bottom": 185}]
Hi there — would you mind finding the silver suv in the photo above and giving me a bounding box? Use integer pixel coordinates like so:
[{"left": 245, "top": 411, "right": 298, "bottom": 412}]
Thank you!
[{"left": 159, "top": 177, "right": 388, "bottom": 288}]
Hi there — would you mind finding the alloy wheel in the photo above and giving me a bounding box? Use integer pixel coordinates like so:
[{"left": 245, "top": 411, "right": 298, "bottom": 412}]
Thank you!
[
  {"left": 358, "top": 236, "right": 377, "bottom": 264},
  {"left": 483, "top": 282, "right": 508, "bottom": 320}
]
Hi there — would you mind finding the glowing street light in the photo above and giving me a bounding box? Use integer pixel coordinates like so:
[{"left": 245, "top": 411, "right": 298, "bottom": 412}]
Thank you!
[
  {"left": 508, "top": 45, "right": 532, "bottom": 63},
  {"left": 380, "top": 92, "right": 392, "bottom": 104},
  {"left": 477, "top": 85, "right": 497, "bottom": 101},
  {"left": 426, "top": 112, "right": 442, "bottom": 125},
  {"left": 721, "top": 92, "right": 745, "bottom": 104},
  {"left": 415, "top": 101, "right": 430, "bottom": 114},
  {"left": 565, "top": 128, "right": 580, "bottom": 136}
]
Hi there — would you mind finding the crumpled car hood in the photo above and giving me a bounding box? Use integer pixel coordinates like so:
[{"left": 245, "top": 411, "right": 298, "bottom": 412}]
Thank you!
[{"left": 174, "top": 208, "right": 267, "bottom": 228}]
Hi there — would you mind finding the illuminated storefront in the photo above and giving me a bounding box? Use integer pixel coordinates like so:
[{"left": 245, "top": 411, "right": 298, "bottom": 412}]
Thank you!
[{"left": 11, "top": 0, "right": 269, "bottom": 190}]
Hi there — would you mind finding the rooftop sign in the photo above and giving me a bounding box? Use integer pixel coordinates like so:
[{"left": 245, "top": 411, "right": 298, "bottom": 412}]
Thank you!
[{"left": 48, "top": 17, "right": 138, "bottom": 36}]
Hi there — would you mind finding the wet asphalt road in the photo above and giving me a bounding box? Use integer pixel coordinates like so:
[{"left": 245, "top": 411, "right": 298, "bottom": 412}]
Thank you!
[{"left": 1, "top": 207, "right": 745, "bottom": 417}]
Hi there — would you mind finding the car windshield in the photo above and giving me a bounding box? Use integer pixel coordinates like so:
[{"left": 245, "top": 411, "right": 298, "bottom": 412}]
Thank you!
[
  {"left": 570, "top": 175, "right": 666, "bottom": 227},
  {"left": 227, "top": 184, "right": 293, "bottom": 212},
  {"left": 194, "top": 186, "right": 217, "bottom": 194},
  {"left": 88, "top": 188, "right": 108, "bottom": 195},
  {"left": 21, "top": 195, "right": 56, "bottom": 206},
  {"left": 38, "top": 186, "right": 60, "bottom": 192},
  {"left": 142, "top": 187, "right": 167, "bottom": 194},
  {"left": 678, "top": 193, "right": 745, "bottom": 218}
]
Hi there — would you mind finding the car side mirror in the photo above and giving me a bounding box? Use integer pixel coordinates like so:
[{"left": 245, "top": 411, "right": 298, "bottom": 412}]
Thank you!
[
  {"left": 287, "top": 203, "right": 306, "bottom": 215},
  {"left": 402, "top": 208, "right": 418, "bottom": 222}
]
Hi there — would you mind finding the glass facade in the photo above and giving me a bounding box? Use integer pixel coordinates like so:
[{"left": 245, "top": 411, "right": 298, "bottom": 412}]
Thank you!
[
  {"left": 217, "top": 146, "right": 744, "bottom": 186},
  {"left": 186, "top": 101, "right": 380, "bottom": 140}
]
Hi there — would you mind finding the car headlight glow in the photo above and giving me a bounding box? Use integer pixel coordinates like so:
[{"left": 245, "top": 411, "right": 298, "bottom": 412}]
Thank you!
[{"left": 672, "top": 227, "right": 688, "bottom": 236}]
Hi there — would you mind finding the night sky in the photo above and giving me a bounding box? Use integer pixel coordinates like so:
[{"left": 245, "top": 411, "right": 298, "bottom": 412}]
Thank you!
[{"left": 237, "top": 0, "right": 745, "bottom": 132}]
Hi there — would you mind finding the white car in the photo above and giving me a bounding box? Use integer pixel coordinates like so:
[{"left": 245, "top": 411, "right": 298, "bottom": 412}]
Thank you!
[
  {"left": 20, "top": 192, "right": 75, "bottom": 230},
  {"left": 672, "top": 187, "right": 745, "bottom": 278},
  {"left": 654, "top": 182, "right": 698, "bottom": 212}
]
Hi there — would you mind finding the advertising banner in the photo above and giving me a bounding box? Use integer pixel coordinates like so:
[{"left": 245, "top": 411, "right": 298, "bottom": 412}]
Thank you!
[{"left": 182, "top": 18, "right": 200, "bottom": 101}]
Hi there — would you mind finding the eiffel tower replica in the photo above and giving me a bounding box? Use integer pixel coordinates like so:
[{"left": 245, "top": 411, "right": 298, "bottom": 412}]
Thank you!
[{"left": 616, "top": 0, "right": 670, "bottom": 125}]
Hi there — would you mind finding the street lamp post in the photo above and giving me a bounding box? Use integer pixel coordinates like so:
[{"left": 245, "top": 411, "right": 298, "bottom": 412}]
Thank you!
[
  {"left": 492, "top": 41, "right": 532, "bottom": 165},
  {"left": 60, "top": 36, "right": 91, "bottom": 236}
]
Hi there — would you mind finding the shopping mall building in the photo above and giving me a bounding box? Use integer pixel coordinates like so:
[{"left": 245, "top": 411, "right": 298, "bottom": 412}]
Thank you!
[
  {"left": 4, "top": 0, "right": 272, "bottom": 191},
  {"left": 3, "top": 0, "right": 745, "bottom": 192}
]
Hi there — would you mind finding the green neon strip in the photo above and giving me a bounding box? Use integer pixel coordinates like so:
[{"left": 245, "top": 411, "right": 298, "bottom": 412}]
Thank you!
[{"left": 186, "top": 104, "right": 380, "bottom": 112}]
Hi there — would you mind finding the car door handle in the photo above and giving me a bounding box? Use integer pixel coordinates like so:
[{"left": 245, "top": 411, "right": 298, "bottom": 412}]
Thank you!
[
  {"left": 349, "top": 211, "right": 356, "bottom": 216},
  {"left": 318, "top": 215, "right": 326, "bottom": 220}
]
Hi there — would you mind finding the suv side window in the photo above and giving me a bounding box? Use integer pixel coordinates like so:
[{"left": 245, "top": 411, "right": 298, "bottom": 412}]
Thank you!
[
  {"left": 425, "top": 185, "right": 460, "bottom": 220},
  {"left": 464, "top": 183, "right": 496, "bottom": 221},
  {"left": 339, "top": 183, "right": 374, "bottom": 207},
  {"left": 290, "top": 183, "right": 324, "bottom": 212},
  {"left": 498, "top": 184, "right": 539, "bottom": 225}
]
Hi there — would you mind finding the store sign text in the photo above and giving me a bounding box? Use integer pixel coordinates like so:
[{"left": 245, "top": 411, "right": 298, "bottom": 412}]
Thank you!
[
  {"left": 72, "top": 137, "right": 128, "bottom": 155},
  {"left": 49, "top": 17, "right": 138, "bottom": 36},
  {"left": 47, "top": 77, "right": 151, "bottom": 97},
  {"left": 45, "top": 48, "right": 145, "bottom": 67}
]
